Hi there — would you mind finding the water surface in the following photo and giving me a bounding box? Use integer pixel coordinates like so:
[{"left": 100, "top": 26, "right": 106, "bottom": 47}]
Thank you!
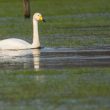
[
  {"left": 0, "top": 46, "right": 110, "bottom": 70},
  {"left": 0, "top": 1, "right": 110, "bottom": 109}
]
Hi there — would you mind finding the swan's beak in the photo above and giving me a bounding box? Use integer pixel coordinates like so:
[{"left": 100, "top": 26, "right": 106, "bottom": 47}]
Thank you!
[{"left": 39, "top": 16, "right": 46, "bottom": 22}]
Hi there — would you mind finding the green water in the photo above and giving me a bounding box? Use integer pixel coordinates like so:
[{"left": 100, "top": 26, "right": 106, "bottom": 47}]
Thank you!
[
  {"left": 0, "top": 0, "right": 110, "bottom": 110},
  {"left": 0, "top": 68, "right": 110, "bottom": 110}
]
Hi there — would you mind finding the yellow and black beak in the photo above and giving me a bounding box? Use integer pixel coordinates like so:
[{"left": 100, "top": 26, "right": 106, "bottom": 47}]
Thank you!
[{"left": 39, "top": 16, "right": 46, "bottom": 22}]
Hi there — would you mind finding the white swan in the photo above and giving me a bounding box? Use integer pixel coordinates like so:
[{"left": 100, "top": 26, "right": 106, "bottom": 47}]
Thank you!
[{"left": 0, "top": 13, "right": 45, "bottom": 50}]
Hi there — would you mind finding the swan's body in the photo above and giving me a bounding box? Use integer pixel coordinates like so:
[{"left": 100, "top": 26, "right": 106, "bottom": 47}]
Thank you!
[
  {"left": 0, "top": 13, "right": 45, "bottom": 50},
  {"left": 0, "top": 38, "right": 31, "bottom": 49}
]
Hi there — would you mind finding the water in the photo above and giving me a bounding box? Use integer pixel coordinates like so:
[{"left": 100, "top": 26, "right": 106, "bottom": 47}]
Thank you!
[
  {"left": 0, "top": 64, "right": 110, "bottom": 110},
  {"left": 0, "top": 1, "right": 110, "bottom": 109},
  {"left": 0, "top": 47, "right": 110, "bottom": 110},
  {"left": 0, "top": 21, "right": 110, "bottom": 110},
  {"left": 0, "top": 46, "right": 110, "bottom": 71}
]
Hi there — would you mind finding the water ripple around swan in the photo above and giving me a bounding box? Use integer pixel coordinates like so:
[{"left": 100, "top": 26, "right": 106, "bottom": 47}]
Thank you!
[{"left": 0, "top": 46, "right": 110, "bottom": 70}]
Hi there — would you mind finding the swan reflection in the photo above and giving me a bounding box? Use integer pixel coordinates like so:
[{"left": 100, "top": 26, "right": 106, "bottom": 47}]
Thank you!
[
  {"left": 0, "top": 49, "right": 40, "bottom": 71},
  {"left": 1, "top": 47, "right": 109, "bottom": 70}
]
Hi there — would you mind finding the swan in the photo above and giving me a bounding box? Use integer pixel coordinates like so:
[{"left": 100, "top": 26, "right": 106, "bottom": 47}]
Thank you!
[{"left": 0, "top": 13, "right": 45, "bottom": 50}]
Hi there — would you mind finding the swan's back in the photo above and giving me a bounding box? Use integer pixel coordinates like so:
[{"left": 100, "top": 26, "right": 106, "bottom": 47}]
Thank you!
[{"left": 0, "top": 38, "right": 31, "bottom": 50}]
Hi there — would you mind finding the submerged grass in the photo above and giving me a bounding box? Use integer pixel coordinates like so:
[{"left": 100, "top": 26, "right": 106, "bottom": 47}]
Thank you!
[
  {"left": 0, "top": 68, "right": 110, "bottom": 108},
  {"left": 0, "top": 67, "right": 110, "bottom": 101},
  {"left": 0, "top": 0, "right": 110, "bottom": 109}
]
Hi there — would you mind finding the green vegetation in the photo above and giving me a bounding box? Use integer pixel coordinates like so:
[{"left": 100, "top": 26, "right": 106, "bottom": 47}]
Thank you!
[
  {"left": 0, "top": 68, "right": 110, "bottom": 110},
  {"left": 0, "top": 0, "right": 110, "bottom": 109}
]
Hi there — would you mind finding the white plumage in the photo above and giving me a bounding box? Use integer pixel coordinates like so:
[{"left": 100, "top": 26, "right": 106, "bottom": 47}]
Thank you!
[
  {"left": 0, "top": 38, "right": 31, "bottom": 49},
  {"left": 0, "top": 13, "right": 45, "bottom": 50}
]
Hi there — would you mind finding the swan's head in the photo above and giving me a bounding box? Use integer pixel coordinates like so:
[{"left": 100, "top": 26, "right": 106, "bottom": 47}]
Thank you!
[{"left": 33, "top": 13, "right": 45, "bottom": 22}]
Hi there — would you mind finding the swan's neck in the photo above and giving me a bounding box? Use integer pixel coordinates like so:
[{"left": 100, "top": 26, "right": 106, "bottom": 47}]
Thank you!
[{"left": 32, "top": 19, "right": 40, "bottom": 48}]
